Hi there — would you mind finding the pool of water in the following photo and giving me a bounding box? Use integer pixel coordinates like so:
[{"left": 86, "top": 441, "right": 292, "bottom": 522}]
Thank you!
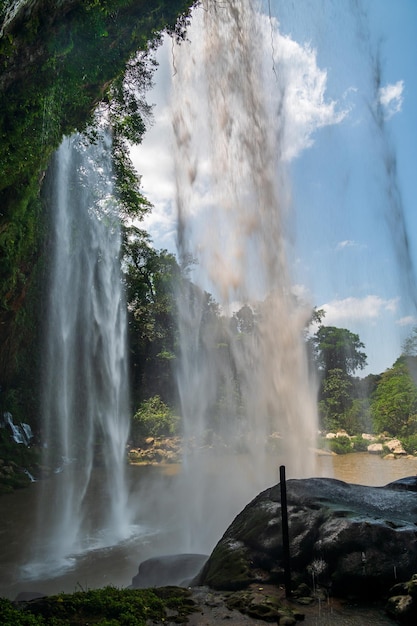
[{"left": 0, "top": 453, "right": 416, "bottom": 600}]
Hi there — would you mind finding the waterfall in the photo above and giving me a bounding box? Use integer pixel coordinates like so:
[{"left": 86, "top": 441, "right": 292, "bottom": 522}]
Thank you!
[
  {"left": 2, "top": 412, "right": 33, "bottom": 446},
  {"left": 30, "top": 133, "right": 131, "bottom": 575},
  {"left": 167, "top": 0, "right": 319, "bottom": 551}
]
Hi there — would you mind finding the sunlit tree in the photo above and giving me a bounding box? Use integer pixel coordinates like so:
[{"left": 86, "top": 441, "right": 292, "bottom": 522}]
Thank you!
[
  {"left": 371, "top": 357, "right": 417, "bottom": 436},
  {"left": 312, "top": 326, "right": 367, "bottom": 377}
]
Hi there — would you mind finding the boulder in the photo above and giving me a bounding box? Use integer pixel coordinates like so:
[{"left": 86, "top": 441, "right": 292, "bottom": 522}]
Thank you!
[
  {"left": 386, "top": 439, "right": 407, "bottom": 455},
  {"left": 131, "top": 553, "right": 208, "bottom": 588},
  {"left": 196, "top": 477, "right": 417, "bottom": 599},
  {"left": 386, "top": 574, "right": 417, "bottom": 624}
]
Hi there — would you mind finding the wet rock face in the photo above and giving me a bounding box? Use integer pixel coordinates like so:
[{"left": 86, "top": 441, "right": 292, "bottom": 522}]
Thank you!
[
  {"left": 131, "top": 554, "right": 209, "bottom": 588},
  {"left": 197, "top": 477, "right": 417, "bottom": 598}
]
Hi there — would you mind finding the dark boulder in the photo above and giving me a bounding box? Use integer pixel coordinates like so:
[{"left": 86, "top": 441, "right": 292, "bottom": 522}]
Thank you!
[
  {"left": 386, "top": 574, "right": 417, "bottom": 624},
  {"left": 197, "top": 477, "right": 417, "bottom": 598},
  {"left": 131, "top": 553, "right": 209, "bottom": 588}
]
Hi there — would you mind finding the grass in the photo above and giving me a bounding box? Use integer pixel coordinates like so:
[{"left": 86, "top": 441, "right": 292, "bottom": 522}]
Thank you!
[{"left": 0, "top": 585, "right": 198, "bottom": 625}]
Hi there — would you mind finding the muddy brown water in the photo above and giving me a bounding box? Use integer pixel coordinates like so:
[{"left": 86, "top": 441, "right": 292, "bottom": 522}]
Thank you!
[{"left": 1, "top": 452, "right": 416, "bottom": 613}]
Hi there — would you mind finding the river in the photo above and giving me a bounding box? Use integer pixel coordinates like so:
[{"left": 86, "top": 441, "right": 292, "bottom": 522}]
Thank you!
[{"left": 1, "top": 453, "right": 417, "bottom": 601}]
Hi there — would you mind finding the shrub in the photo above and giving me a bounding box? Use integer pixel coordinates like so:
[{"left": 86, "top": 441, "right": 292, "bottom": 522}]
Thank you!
[
  {"left": 0, "top": 586, "right": 197, "bottom": 625},
  {"left": 131, "top": 396, "right": 179, "bottom": 443},
  {"left": 350, "top": 435, "right": 369, "bottom": 452},
  {"left": 327, "top": 435, "right": 352, "bottom": 455},
  {"left": 400, "top": 434, "right": 417, "bottom": 455}
]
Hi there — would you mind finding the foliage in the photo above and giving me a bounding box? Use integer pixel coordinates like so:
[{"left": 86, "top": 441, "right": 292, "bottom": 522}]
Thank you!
[
  {"left": 232, "top": 304, "right": 256, "bottom": 334},
  {"left": 123, "top": 227, "right": 181, "bottom": 405},
  {"left": 350, "top": 434, "right": 370, "bottom": 452},
  {"left": 131, "top": 395, "right": 180, "bottom": 443},
  {"left": 344, "top": 398, "right": 372, "bottom": 435},
  {"left": 318, "top": 366, "right": 373, "bottom": 434},
  {"left": 371, "top": 357, "right": 417, "bottom": 437},
  {"left": 0, "top": 0, "right": 195, "bottom": 424},
  {"left": 318, "top": 368, "right": 353, "bottom": 432},
  {"left": 353, "top": 373, "right": 381, "bottom": 399},
  {"left": 402, "top": 326, "right": 417, "bottom": 357},
  {"left": 318, "top": 434, "right": 370, "bottom": 454},
  {"left": 327, "top": 435, "right": 353, "bottom": 455},
  {"left": 112, "top": 133, "right": 152, "bottom": 221},
  {"left": 0, "top": 586, "right": 196, "bottom": 625},
  {"left": 313, "top": 326, "right": 370, "bottom": 433},
  {"left": 312, "top": 326, "right": 367, "bottom": 377},
  {"left": 0, "top": 597, "right": 43, "bottom": 625},
  {"left": 400, "top": 434, "right": 417, "bottom": 455}
]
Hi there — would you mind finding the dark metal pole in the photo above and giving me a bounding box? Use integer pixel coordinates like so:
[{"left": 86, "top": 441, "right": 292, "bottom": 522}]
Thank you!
[{"left": 280, "top": 465, "right": 291, "bottom": 597}]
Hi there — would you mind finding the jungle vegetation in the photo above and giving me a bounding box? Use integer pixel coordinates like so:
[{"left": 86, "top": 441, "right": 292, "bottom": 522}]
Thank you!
[
  {"left": 1, "top": 0, "right": 417, "bottom": 475},
  {"left": 0, "top": 0, "right": 195, "bottom": 414}
]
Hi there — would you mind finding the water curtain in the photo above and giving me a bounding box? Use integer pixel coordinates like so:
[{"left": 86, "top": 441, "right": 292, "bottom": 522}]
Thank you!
[{"left": 32, "top": 133, "right": 130, "bottom": 573}]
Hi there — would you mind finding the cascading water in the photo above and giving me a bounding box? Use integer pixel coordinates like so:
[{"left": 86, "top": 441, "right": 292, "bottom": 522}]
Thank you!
[
  {"left": 164, "top": 0, "right": 319, "bottom": 551},
  {"left": 29, "top": 133, "right": 131, "bottom": 575}
]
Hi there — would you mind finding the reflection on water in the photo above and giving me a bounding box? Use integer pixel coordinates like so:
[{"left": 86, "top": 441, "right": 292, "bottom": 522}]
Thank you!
[{"left": 0, "top": 453, "right": 416, "bottom": 600}]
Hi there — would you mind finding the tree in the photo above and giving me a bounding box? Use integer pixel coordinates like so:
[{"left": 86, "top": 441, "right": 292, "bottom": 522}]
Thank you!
[
  {"left": 233, "top": 304, "right": 256, "bottom": 334},
  {"left": 319, "top": 368, "right": 353, "bottom": 432},
  {"left": 131, "top": 395, "right": 180, "bottom": 444},
  {"left": 371, "top": 357, "right": 417, "bottom": 437},
  {"left": 123, "top": 226, "right": 181, "bottom": 406},
  {"left": 402, "top": 326, "right": 417, "bottom": 357},
  {"left": 312, "top": 326, "right": 367, "bottom": 377},
  {"left": 401, "top": 328, "right": 417, "bottom": 387}
]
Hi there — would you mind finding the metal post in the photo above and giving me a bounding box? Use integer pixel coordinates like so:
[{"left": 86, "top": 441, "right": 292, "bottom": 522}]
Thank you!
[{"left": 280, "top": 465, "right": 291, "bottom": 597}]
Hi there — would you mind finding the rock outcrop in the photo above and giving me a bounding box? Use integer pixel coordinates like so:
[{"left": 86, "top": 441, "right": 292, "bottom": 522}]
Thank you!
[
  {"left": 131, "top": 553, "right": 208, "bottom": 588},
  {"left": 197, "top": 476, "right": 417, "bottom": 599}
]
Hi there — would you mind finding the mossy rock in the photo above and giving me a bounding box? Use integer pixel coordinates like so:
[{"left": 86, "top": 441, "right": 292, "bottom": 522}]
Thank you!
[
  {"left": 229, "top": 500, "right": 281, "bottom": 550},
  {"left": 225, "top": 590, "right": 299, "bottom": 622},
  {"left": 199, "top": 539, "right": 254, "bottom": 590}
]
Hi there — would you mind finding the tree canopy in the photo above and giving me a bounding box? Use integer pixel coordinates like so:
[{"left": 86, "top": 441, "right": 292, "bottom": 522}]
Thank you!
[
  {"left": 312, "top": 325, "right": 367, "bottom": 377},
  {"left": 371, "top": 357, "right": 417, "bottom": 437},
  {"left": 0, "top": 0, "right": 195, "bottom": 416}
]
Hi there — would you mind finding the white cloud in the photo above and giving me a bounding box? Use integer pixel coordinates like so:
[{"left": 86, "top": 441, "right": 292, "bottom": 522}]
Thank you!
[
  {"left": 320, "top": 295, "right": 398, "bottom": 324},
  {"left": 130, "top": 8, "right": 350, "bottom": 247},
  {"left": 396, "top": 315, "right": 417, "bottom": 327},
  {"left": 266, "top": 17, "right": 349, "bottom": 161},
  {"left": 378, "top": 80, "right": 404, "bottom": 120}
]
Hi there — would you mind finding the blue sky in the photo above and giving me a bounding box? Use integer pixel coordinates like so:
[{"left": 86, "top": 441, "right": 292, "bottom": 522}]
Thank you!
[{"left": 130, "top": 0, "right": 417, "bottom": 376}]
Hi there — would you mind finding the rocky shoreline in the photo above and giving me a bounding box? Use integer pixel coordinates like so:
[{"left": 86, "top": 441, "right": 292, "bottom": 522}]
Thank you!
[
  {"left": 127, "top": 431, "right": 417, "bottom": 467},
  {"left": 2, "top": 425, "right": 416, "bottom": 494}
]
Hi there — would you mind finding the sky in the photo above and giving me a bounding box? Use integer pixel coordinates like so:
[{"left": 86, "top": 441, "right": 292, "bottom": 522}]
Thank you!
[{"left": 130, "top": 0, "right": 417, "bottom": 377}]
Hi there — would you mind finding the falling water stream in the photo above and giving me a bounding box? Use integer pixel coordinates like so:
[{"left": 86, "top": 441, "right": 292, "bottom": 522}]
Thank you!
[
  {"left": 27, "top": 134, "right": 131, "bottom": 577},
  {"left": 169, "top": 0, "right": 318, "bottom": 550}
]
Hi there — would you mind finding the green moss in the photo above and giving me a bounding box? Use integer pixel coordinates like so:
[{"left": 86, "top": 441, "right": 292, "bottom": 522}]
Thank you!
[
  {"left": 201, "top": 541, "right": 254, "bottom": 591},
  {"left": 227, "top": 502, "right": 279, "bottom": 551},
  {"left": 225, "top": 590, "right": 291, "bottom": 622},
  {"left": 0, "top": 586, "right": 197, "bottom": 625}
]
